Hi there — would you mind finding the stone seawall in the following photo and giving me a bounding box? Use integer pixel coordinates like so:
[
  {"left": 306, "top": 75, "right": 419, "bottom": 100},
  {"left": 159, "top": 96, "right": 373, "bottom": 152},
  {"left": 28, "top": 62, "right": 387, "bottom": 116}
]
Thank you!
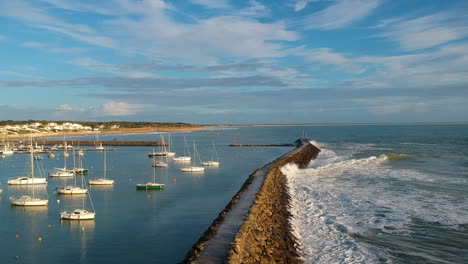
[
  {"left": 228, "top": 142, "right": 320, "bottom": 264},
  {"left": 180, "top": 139, "right": 320, "bottom": 263}
]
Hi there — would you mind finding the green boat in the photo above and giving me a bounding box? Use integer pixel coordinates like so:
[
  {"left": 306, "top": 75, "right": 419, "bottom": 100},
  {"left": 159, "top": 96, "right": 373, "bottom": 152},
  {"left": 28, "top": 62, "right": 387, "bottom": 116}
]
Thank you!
[
  {"left": 136, "top": 155, "right": 165, "bottom": 190},
  {"left": 136, "top": 183, "right": 165, "bottom": 190}
]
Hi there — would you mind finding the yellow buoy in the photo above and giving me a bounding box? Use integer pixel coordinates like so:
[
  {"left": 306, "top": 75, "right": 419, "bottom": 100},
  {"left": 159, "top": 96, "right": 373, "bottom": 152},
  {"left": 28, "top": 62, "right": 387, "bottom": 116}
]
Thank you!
[
  {"left": 147, "top": 194, "right": 151, "bottom": 198},
  {"left": 48, "top": 225, "right": 52, "bottom": 229},
  {"left": 38, "top": 237, "right": 42, "bottom": 242}
]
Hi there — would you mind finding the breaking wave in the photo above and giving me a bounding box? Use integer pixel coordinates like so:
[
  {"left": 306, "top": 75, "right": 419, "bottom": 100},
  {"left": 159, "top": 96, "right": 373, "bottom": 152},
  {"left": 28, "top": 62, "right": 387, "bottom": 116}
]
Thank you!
[{"left": 283, "top": 143, "right": 468, "bottom": 263}]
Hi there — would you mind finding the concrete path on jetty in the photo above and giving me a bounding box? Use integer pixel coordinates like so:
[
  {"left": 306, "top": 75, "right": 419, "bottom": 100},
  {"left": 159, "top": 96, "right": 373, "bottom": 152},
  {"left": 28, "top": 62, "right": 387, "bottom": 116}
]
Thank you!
[{"left": 195, "top": 163, "right": 273, "bottom": 263}]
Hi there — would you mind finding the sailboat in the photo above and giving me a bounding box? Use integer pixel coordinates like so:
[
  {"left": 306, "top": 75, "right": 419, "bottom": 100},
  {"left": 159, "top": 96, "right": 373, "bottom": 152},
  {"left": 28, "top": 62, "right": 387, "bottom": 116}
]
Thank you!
[
  {"left": 148, "top": 134, "right": 174, "bottom": 157},
  {"left": 150, "top": 147, "right": 169, "bottom": 168},
  {"left": 181, "top": 141, "right": 205, "bottom": 172},
  {"left": 202, "top": 141, "right": 220, "bottom": 166},
  {"left": 89, "top": 147, "right": 114, "bottom": 185},
  {"left": 172, "top": 136, "right": 191, "bottom": 162},
  {"left": 9, "top": 143, "right": 48, "bottom": 206},
  {"left": 62, "top": 141, "right": 69, "bottom": 158},
  {"left": 1, "top": 133, "right": 14, "bottom": 155},
  {"left": 49, "top": 147, "right": 74, "bottom": 177},
  {"left": 60, "top": 188, "right": 95, "bottom": 220},
  {"left": 8, "top": 143, "right": 48, "bottom": 185},
  {"left": 166, "top": 133, "right": 176, "bottom": 157},
  {"left": 94, "top": 133, "right": 105, "bottom": 151},
  {"left": 56, "top": 149, "right": 88, "bottom": 194},
  {"left": 136, "top": 155, "right": 165, "bottom": 190},
  {"left": 71, "top": 148, "right": 88, "bottom": 175}
]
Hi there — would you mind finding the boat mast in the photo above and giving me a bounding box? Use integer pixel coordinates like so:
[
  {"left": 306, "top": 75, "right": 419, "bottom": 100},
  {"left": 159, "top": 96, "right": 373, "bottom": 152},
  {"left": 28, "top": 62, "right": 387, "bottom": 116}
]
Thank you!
[
  {"left": 104, "top": 147, "right": 107, "bottom": 179},
  {"left": 30, "top": 139, "right": 35, "bottom": 198}
]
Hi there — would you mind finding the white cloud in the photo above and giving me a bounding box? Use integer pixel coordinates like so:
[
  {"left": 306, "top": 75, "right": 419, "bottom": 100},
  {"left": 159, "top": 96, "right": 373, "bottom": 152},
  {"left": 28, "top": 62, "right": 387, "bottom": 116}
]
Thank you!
[
  {"left": 190, "top": 0, "right": 231, "bottom": 9},
  {"left": 56, "top": 104, "right": 84, "bottom": 111},
  {"left": 294, "top": 0, "right": 320, "bottom": 12},
  {"left": 0, "top": 0, "right": 115, "bottom": 49},
  {"left": 101, "top": 102, "right": 141, "bottom": 116},
  {"left": 302, "top": 0, "right": 382, "bottom": 30},
  {"left": 105, "top": 14, "right": 297, "bottom": 60},
  {"left": 0, "top": 34, "right": 6, "bottom": 40},
  {"left": 378, "top": 12, "right": 468, "bottom": 51},
  {"left": 297, "top": 48, "right": 367, "bottom": 74},
  {"left": 70, "top": 57, "right": 155, "bottom": 77}
]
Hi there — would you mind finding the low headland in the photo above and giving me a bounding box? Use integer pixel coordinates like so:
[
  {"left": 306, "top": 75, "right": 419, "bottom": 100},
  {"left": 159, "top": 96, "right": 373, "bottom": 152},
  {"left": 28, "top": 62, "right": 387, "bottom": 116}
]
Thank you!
[
  {"left": 0, "top": 120, "right": 210, "bottom": 140},
  {"left": 181, "top": 139, "right": 320, "bottom": 263}
]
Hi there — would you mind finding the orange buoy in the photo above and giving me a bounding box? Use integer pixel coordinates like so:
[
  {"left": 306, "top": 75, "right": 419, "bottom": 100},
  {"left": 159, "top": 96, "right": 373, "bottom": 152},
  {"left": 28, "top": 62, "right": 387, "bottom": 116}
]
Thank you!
[
  {"left": 15, "top": 235, "right": 19, "bottom": 239},
  {"left": 173, "top": 179, "right": 177, "bottom": 183}
]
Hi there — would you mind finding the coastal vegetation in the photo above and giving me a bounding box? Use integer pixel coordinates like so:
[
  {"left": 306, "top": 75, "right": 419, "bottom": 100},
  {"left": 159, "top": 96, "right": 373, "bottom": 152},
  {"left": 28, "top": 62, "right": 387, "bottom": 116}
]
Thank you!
[{"left": 0, "top": 120, "right": 202, "bottom": 139}]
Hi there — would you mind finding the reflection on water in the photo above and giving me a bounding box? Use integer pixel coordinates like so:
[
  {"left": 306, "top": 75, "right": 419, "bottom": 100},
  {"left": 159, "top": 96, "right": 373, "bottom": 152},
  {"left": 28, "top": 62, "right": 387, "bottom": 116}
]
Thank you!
[
  {"left": 61, "top": 219, "right": 95, "bottom": 263},
  {"left": 61, "top": 219, "right": 95, "bottom": 233}
]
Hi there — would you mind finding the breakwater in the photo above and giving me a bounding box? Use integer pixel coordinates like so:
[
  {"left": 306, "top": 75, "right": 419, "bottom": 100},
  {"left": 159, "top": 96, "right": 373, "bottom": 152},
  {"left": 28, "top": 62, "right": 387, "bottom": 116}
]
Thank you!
[
  {"left": 37, "top": 140, "right": 167, "bottom": 146},
  {"left": 181, "top": 139, "right": 320, "bottom": 263},
  {"left": 229, "top": 144, "right": 294, "bottom": 147}
]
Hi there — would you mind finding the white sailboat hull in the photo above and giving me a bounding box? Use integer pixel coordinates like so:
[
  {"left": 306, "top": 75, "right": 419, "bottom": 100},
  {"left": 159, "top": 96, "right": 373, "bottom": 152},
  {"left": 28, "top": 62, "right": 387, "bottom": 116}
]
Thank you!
[
  {"left": 173, "top": 156, "right": 191, "bottom": 162},
  {"left": 89, "top": 179, "right": 114, "bottom": 185},
  {"left": 1, "top": 150, "right": 14, "bottom": 155},
  {"left": 10, "top": 196, "right": 48, "bottom": 206},
  {"left": 181, "top": 167, "right": 205, "bottom": 172},
  {"left": 202, "top": 161, "right": 220, "bottom": 166},
  {"left": 56, "top": 186, "right": 88, "bottom": 194},
  {"left": 61, "top": 209, "right": 95, "bottom": 220},
  {"left": 153, "top": 161, "right": 169, "bottom": 167},
  {"left": 49, "top": 171, "right": 74, "bottom": 177},
  {"left": 8, "top": 177, "right": 47, "bottom": 185}
]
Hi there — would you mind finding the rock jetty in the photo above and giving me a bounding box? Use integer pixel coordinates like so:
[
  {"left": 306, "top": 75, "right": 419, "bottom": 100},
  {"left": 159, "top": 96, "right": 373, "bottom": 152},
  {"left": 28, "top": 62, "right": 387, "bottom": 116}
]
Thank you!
[{"left": 180, "top": 138, "right": 320, "bottom": 263}]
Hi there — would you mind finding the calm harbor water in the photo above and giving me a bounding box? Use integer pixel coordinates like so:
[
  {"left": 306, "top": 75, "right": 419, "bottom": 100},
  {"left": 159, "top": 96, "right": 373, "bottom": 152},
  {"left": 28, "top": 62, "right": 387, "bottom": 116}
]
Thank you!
[
  {"left": 0, "top": 127, "right": 291, "bottom": 264},
  {"left": 1, "top": 124, "right": 467, "bottom": 263}
]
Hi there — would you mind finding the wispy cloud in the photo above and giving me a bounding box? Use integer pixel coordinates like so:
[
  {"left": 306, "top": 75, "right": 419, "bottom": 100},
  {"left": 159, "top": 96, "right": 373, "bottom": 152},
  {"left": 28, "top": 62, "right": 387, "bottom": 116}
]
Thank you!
[
  {"left": 296, "top": 48, "right": 367, "bottom": 74},
  {"left": 377, "top": 11, "right": 468, "bottom": 51},
  {"left": 101, "top": 101, "right": 142, "bottom": 116},
  {"left": 0, "top": 34, "right": 6, "bottom": 40},
  {"left": 294, "top": 0, "right": 319, "bottom": 12},
  {"left": 0, "top": 0, "right": 115, "bottom": 49},
  {"left": 56, "top": 104, "right": 84, "bottom": 112},
  {"left": 190, "top": 0, "right": 232, "bottom": 9},
  {"left": 0, "top": 75, "right": 286, "bottom": 90},
  {"left": 300, "top": 0, "right": 382, "bottom": 30}
]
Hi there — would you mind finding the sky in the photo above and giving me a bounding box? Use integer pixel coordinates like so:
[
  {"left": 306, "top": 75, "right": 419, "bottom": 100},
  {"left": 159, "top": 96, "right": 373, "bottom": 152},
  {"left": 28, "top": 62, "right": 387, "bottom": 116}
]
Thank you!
[{"left": 0, "top": 0, "right": 467, "bottom": 124}]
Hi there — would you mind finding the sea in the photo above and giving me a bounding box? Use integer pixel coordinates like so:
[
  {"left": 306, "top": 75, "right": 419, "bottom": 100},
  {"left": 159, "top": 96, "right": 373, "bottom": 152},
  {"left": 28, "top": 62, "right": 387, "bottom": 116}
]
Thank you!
[{"left": 0, "top": 124, "right": 467, "bottom": 263}]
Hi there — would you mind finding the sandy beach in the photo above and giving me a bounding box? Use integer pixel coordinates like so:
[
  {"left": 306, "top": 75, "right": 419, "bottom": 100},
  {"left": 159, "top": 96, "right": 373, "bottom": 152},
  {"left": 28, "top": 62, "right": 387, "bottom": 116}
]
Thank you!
[{"left": 4, "top": 125, "right": 211, "bottom": 140}]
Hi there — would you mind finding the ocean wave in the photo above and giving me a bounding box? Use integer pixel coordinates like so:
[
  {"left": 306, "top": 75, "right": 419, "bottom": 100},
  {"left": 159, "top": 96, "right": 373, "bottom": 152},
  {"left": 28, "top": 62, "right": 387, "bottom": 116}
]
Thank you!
[
  {"left": 385, "top": 153, "right": 412, "bottom": 160},
  {"left": 283, "top": 144, "right": 468, "bottom": 263}
]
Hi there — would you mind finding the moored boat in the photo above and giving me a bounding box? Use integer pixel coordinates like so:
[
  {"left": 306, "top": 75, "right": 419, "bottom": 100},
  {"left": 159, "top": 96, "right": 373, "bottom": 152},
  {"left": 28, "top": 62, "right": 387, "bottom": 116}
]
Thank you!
[
  {"left": 10, "top": 195, "right": 48, "bottom": 206},
  {"left": 60, "top": 209, "right": 95, "bottom": 220},
  {"left": 8, "top": 177, "right": 47, "bottom": 185}
]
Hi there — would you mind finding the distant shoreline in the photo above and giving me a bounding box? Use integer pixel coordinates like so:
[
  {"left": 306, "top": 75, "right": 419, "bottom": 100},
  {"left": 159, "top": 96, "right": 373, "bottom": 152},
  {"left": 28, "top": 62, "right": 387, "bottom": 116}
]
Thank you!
[
  {"left": 5, "top": 126, "right": 211, "bottom": 140},
  {"left": 228, "top": 122, "right": 468, "bottom": 127}
]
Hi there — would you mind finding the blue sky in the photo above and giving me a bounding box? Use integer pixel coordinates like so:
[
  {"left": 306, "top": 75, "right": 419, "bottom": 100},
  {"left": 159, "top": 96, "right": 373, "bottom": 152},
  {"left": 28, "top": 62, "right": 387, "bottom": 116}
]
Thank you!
[{"left": 0, "top": 0, "right": 467, "bottom": 124}]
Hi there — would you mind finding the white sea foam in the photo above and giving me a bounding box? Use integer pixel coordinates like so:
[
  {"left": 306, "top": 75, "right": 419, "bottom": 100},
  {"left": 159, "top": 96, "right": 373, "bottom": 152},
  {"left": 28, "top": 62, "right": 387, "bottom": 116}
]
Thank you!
[{"left": 284, "top": 143, "right": 468, "bottom": 263}]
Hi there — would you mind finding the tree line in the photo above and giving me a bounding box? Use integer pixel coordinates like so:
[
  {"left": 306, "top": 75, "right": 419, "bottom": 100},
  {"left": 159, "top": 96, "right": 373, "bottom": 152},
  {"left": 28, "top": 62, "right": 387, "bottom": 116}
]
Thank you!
[{"left": 0, "top": 120, "right": 197, "bottom": 128}]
